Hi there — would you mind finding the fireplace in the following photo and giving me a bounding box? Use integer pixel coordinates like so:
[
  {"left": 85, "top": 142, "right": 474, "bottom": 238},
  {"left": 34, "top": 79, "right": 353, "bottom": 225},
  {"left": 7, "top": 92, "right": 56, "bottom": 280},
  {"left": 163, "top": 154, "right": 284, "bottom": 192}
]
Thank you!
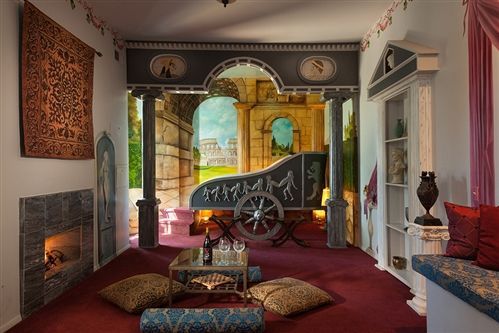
[
  {"left": 20, "top": 189, "right": 94, "bottom": 318},
  {"left": 44, "top": 227, "right": 81, "bottom": 280}
]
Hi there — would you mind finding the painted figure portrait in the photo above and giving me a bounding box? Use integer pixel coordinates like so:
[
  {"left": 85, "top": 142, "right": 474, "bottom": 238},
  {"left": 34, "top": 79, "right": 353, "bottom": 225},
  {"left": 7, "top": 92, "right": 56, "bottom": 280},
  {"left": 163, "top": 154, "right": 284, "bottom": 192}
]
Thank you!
[
  {"left": 299, "top": 56, "right": 336, "bottom": 82},
  {"left": 150, "top": 54, "right": 187, "bottom": 80}
]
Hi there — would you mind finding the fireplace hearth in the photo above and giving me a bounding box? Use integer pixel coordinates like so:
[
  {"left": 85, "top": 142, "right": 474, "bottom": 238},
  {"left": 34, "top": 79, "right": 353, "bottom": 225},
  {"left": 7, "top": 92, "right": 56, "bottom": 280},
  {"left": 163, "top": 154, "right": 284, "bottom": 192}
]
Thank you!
[{"left": 20, "top": 189, "right": 94, "bottom": 318}]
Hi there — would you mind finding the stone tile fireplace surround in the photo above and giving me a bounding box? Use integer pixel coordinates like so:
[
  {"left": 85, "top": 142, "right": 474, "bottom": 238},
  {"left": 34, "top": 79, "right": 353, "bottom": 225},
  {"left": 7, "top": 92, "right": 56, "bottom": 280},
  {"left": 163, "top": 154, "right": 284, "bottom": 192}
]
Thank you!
[{"left": 19, "top": 189, "right": 94, "bottom": 318}]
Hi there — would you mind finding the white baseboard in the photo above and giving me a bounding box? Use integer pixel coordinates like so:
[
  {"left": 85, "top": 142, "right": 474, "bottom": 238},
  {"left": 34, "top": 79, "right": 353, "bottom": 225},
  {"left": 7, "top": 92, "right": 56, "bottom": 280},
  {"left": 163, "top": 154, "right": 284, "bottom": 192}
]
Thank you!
[
  {"left": 95, "top": 243, "right": 131, "bottom": 270},
  {"left": 117, "top": 243, "right": 130, "bottom": 256},
  {"left": 0, "top": 314, "right": 22, "bottom": 333}
]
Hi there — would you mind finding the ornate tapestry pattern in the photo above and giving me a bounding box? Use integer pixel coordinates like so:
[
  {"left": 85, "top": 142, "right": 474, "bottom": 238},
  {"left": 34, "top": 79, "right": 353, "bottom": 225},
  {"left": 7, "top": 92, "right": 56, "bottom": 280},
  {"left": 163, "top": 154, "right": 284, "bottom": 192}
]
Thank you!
[{"left": 22, "top": 1, "right": 95, "bottom": 159}]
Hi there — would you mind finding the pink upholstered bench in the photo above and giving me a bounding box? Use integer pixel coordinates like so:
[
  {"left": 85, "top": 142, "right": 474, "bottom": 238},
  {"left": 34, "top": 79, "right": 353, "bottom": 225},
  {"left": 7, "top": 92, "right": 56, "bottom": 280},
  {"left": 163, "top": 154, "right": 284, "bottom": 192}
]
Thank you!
[{"left": 159, "top": 207, "right": 194, "bottom": 236}]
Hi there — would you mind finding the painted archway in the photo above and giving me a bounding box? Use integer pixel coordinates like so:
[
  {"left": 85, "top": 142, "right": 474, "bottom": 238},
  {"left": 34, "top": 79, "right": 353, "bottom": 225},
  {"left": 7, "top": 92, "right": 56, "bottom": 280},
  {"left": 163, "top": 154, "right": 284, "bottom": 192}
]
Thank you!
[{"left": 263, "top": 112, "right": 301, "bottom": 167}]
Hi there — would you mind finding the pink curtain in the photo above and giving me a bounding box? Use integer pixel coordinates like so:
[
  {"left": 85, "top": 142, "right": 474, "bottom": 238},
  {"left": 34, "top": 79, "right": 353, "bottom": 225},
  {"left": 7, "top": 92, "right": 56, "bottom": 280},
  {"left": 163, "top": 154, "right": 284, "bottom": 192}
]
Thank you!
[
  {"left": 471, "top": 0, "right": 499, "bottom": 49},
  {"left": 466, "top": 0, "right": 498, "bottom": 206}
]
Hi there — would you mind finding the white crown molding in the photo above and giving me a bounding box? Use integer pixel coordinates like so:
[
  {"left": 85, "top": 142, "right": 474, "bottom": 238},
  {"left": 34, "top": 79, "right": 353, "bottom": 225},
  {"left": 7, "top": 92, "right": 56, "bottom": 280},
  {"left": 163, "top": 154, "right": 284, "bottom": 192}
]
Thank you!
[{"left": 125, "top": 41, "right": 359, "bottom": 52}]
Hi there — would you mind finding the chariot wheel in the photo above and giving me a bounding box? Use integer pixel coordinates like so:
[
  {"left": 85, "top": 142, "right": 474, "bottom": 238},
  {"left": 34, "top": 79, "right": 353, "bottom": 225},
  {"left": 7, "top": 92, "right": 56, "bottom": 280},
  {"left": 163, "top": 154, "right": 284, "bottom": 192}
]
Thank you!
[{"left": 234, "top": 191, "right": 284, "bottom": 241}]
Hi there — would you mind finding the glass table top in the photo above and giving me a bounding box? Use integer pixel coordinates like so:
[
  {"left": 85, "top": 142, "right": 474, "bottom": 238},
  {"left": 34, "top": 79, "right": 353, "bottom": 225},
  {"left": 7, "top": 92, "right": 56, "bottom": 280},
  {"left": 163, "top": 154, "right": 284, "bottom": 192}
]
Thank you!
[{"left": 169, "top": 247, "right": 249, "bottom": 270}]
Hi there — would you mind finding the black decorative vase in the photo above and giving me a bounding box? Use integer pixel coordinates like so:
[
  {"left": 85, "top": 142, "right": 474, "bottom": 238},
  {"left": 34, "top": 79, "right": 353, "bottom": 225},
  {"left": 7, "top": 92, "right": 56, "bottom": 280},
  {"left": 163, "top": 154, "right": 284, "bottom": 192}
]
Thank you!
[{"left": 414, "top": 171, "right": 442, "bottom": 226}]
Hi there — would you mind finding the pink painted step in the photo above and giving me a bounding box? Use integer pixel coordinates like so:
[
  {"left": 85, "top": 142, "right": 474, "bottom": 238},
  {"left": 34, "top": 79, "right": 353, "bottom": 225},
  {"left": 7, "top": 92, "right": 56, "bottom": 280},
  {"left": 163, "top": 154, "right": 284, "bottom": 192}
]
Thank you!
[{"left": 159, "top": 208, "right": 194, "bottom": 236}]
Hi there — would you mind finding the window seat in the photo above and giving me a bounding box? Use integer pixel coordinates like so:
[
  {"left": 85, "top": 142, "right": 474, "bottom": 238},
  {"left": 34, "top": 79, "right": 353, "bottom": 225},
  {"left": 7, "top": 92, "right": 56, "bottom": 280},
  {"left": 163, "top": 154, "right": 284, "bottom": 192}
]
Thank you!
[{"left": 412, "top": 255, "right": 498, "bottom": 332}]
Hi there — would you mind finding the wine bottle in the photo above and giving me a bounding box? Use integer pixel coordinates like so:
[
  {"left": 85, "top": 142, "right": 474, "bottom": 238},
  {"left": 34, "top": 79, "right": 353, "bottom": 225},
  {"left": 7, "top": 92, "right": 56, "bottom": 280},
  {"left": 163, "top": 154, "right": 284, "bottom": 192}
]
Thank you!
[{"left": 203, "top": 227, "right": 213, "bottom": 265}]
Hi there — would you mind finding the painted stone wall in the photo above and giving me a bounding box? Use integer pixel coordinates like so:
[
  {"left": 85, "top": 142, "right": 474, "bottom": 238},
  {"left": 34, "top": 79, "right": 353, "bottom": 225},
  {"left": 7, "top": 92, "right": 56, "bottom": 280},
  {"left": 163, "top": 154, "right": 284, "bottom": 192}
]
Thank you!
[
  {"left": 241, "top": 79, "right": 325, "bottom": 171},
  {"left": 156, "top": 94, "right": 195, "bottom": 209}
]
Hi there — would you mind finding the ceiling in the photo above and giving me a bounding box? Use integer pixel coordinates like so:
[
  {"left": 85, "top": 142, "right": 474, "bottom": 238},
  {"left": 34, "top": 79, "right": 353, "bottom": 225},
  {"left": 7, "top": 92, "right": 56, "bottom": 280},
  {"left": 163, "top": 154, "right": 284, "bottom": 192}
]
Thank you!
[{"left": 86, "top": 0, "right": 392, "bottom": 43}]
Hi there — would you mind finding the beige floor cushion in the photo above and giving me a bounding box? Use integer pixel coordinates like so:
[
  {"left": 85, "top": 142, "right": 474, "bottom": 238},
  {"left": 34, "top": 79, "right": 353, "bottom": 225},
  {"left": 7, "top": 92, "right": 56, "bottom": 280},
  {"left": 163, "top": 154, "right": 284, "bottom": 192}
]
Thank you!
[
  {"left": 248, "top": 277, "right": 333, "bottom": 316},
  {"left": 99, "top": 273, "right": 185, "bottom": 313}
]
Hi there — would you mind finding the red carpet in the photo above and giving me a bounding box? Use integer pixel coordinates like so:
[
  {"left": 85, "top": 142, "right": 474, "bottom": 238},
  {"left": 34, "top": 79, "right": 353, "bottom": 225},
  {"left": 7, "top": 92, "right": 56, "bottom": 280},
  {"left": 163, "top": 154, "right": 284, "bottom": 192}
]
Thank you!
[{"left": 8, "top": 223, "right": 426, "bottom": 333}]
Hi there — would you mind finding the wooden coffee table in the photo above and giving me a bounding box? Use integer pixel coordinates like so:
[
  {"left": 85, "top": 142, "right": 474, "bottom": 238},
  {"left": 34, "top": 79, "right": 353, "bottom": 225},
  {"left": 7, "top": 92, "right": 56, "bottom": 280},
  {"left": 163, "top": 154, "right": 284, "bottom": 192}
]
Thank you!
[{"left": 168, "top": 248, "right": 249, "bottom": 306}]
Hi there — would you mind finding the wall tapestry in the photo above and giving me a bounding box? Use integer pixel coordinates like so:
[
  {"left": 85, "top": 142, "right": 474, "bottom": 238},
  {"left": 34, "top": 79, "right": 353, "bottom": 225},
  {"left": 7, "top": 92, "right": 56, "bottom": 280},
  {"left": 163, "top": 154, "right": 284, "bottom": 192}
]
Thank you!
[
  {"left": 96, "top": 133, "right": 116, "bottom": 265},
  {"left": 21, "top": 1, "right": 95, "bottom": 159}
]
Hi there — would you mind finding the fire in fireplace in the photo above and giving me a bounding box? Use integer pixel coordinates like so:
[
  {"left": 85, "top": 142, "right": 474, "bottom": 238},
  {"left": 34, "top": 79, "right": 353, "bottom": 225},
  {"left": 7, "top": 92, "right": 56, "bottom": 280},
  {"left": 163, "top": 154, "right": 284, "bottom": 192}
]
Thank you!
[
  {"left": 44, "top": 249, "right": 64, "bottom": 271},
  {"left": 44, "top": 226, "right": 82, "bottom": 280}
]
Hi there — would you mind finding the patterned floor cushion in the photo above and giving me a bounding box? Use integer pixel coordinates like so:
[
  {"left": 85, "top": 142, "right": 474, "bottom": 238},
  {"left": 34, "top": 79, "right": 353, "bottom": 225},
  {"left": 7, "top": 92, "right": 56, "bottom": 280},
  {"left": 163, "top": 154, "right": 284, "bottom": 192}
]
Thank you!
[
  {"left": 140, "top": 307, "right": 265, "bottom": 333},
  {"left": 99, "top": 273, "right": 185, "bottom": 314},
  {"left": 248, "top": 277, "right": 333, "bottom": 316}
]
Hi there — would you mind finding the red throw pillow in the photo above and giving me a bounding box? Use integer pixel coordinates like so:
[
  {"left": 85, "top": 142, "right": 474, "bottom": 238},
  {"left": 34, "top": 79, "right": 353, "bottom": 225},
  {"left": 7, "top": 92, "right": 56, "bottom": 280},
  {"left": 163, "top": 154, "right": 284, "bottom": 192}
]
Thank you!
[
  {"left": 444, "top": 202, "right": 480, "bottom": 259},
  {"left": 475, "top": 205, "right": 499, "bottom": 270}
]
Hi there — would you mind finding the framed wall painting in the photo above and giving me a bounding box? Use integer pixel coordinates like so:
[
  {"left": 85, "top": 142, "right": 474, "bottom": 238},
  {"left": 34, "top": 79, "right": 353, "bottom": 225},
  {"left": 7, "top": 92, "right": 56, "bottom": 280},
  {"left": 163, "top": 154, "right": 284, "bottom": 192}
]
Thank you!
[
  {"left": 298, "top": 56, "right": 337, "bottom": 83},
  {"left": 149, "top": 54, "right": 187, "bottom": 80}
]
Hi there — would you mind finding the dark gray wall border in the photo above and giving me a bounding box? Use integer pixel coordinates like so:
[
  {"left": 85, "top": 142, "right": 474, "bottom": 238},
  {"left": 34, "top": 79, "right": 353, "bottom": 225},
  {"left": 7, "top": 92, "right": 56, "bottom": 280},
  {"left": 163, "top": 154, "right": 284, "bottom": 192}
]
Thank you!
[{"left": 126, "top": 42, "right": 359, "bottom": 94}]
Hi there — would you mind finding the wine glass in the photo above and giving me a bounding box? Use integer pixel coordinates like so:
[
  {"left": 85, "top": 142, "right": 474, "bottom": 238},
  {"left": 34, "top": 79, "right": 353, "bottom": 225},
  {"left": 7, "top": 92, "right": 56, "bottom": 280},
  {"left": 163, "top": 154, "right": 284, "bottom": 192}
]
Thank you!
[
  {"left": 233, "top": 239, "right": 245, "bottom": 263},
  {"left": 218, "top": 237, "right": 231, "bottom": 264}
]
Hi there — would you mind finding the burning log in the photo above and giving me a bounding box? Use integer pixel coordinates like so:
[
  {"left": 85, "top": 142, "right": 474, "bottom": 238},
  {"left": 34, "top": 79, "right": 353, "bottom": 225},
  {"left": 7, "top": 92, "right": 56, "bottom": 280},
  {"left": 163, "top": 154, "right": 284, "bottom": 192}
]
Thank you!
[{"left": 44, "top": 250, "right": 65, "bottom": 271}]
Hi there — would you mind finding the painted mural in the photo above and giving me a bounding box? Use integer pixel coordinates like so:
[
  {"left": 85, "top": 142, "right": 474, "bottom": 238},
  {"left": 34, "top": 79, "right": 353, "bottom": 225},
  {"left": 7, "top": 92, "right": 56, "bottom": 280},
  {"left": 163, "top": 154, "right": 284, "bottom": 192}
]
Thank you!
[
  {"left": 342, "top": 99, "right": 360, "bottom": 246},
  {"left": 271, "top": 118, "right": 293, "bottom": 159},
  {"left": 193, "top": 97, "right": 238, "bottom": 184}
]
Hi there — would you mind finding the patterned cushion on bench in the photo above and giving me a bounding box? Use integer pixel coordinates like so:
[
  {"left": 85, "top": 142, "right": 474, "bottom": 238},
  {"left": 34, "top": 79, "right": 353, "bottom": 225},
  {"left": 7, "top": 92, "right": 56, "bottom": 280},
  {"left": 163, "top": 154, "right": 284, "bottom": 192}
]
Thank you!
[
  {"left": 177, "top": 266, "right": 262, "bottom": 284},
  {"left": 140, "top": 307, "right": 265, "bottom": 333},
  {"left": 412, "top": 255, "right": 499, "bottom": 322}
]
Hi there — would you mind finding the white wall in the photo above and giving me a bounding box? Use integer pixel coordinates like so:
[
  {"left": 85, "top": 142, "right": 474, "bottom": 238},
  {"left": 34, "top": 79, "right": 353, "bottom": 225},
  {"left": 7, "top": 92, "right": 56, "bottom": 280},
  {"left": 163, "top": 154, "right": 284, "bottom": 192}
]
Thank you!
[
  {"left": 0, "top": 0, "right": 128, "bottom": 331},
  {"left": 358, "top": 1, "right": 499, "bottom": 255}
]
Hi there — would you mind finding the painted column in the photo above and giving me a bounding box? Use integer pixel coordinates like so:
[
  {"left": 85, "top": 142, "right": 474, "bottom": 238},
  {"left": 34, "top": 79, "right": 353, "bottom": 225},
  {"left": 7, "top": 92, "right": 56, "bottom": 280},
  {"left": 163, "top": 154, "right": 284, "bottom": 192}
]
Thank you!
[
  {"left": 234, "top": 102, "right": 252, "bottom": 173},
  {"left": 406, "top": 223, "right": 449, "bottom": 315},
  {"left": 309, "top": 104, "right": 325, "bottom": 151},
  {"left": 132, "top": 89, "right": 162, "bottom": 248},
  {"left": 323, "top": 92, "right": 353, "bottom": 248}
]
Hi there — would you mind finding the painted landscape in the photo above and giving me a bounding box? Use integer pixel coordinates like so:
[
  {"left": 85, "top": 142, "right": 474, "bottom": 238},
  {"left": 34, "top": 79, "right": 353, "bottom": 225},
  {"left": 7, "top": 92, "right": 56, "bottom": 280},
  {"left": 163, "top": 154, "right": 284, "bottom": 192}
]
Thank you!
[
  {"left": 271, "top": 118, "right": 293, "bottom": 158},
  {"left": 192, "top": 97, "right": 238, "bottom": 184}
]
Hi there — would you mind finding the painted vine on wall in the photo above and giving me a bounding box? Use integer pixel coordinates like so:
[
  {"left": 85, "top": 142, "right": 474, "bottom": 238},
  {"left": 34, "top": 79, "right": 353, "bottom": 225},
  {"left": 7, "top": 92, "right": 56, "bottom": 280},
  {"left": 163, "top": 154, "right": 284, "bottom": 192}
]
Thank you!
[
  {"left": 66, "top": 0, "right": 125, "bottom": 50},
  {"left": 360, "top": 0, "right": 414, "bottom": 51}
]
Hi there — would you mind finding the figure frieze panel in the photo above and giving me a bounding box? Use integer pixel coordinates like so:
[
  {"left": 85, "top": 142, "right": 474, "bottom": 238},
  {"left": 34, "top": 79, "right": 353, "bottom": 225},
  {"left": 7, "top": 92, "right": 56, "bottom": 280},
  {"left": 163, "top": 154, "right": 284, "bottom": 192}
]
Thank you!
[
  {"left": 201, "top": 172, "right": 299, "bottom": 204},
  {"left": 190, "top": 152, "right": 327, "bottom": 210}
]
